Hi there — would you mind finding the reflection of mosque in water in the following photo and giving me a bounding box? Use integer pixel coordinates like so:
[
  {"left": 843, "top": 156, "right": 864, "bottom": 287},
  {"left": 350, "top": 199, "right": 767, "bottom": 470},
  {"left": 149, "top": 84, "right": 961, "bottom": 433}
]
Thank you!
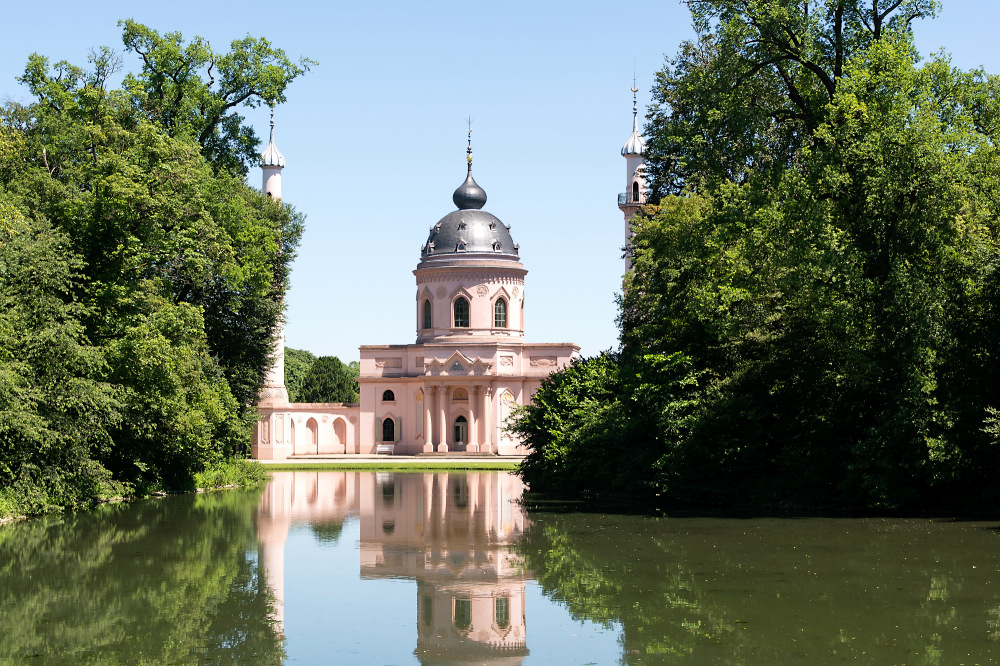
[{"left": 255, "top": 471, "right": 529, "bottom": 664}]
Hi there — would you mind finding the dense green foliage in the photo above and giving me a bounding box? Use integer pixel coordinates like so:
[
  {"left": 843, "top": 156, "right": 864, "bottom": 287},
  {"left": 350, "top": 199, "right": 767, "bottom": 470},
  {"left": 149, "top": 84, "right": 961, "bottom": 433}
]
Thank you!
[
  {"left": 299, "top": 356, "right": 360, "bottom": 403},
  {"left": 0, "top": 22, "right": 307, "bottom": 514},
  {"left": 284, "top": 346, "right": 317, "bottom": 402},
  {"left": 515, "top": 0, "right": 1000, "bottom": 509}
]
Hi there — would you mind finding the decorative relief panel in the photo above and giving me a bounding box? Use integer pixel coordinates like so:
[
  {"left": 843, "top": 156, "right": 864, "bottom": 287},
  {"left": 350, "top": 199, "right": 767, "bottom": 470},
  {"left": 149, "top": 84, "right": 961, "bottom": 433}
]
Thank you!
[
  {"left": 375, "top": 358, "right": 402, "bottom": 369},
  {"left": 435, "top": 286, "right": 446, "bottom": 297},
  {"left": 530, "top": 356, "right": 559, "bottom": 367},
  {"left": 476, "top": 284, "right": 489, "bottom": 297},
  {"left": 512, "top": 286, "right": 519, "bottom": 299}
]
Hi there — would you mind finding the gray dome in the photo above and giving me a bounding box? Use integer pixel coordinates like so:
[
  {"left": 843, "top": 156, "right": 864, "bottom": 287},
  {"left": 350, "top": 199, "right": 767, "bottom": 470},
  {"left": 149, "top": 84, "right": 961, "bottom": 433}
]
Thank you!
[
  {"left": 421, "top": 210, "right": 519, "bottom": 259},
  {"left": 421, "top": 169, "right": 519, "bottom": 260}
]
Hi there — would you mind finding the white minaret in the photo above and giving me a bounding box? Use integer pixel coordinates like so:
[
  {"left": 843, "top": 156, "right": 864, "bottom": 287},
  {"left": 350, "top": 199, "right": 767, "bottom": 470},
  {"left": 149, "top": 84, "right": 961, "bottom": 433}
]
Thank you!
[
  {"left": 261, "top": 112, "right": 285, "bottom": 199},
  {"left": 259, "top": 112, "right": 288, "bottom": 405},
  {"left": 618, "top": 87, "right": 647, "bottom": 248}
]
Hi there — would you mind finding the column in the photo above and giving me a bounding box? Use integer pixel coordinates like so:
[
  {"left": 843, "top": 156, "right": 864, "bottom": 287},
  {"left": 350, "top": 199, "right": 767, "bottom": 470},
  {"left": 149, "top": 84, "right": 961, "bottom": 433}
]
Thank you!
[
  {"left": 437, "top": 385, "right": 449, "bottom": 452},
  {"left": 467, "top": 385, "right": 480, "bottom": 452},
  {"left": 480, "top": 386, "right": 492, "bottom": 454},
  {"left": 423, "top": 386, "right": 435, "bottom": 453}
]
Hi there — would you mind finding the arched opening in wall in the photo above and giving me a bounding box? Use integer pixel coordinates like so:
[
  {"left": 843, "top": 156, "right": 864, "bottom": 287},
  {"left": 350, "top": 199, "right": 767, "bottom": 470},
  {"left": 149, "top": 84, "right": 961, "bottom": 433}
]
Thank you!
[
  {"left": 333, "top": 418, "right": 346, "bottom": 448},
  {"left": 290, "top": 418, "right": 297, "bottom": 452},
  {"left": 494, "top": 297, "right": 507, "bottom": 328},
  {"left": 382, "top": 417, "right": 395, "bottom": 442},
  {"left": 306, "top": 418, "right": 319, "bottom": 454},
  {"left": 422, "top": 299, "right": 432, "bottom": 329},
  {"left": 453, "top": 297, "right": 469, "bottom": 328},
  {"left": 453, "top": 415, "right": 468, "bottom": 450},
  {"left": 632, "top": 180, "right": 639, "bottom": 202},
  {"left": 382, "top": 389, "right": 395, "bottom": 402}
]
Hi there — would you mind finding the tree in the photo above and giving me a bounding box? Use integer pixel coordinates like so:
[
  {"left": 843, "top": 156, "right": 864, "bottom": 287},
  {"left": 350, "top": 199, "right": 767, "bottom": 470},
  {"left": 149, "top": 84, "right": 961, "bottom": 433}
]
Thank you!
[
  {"left": 118, "top": 20, "right": 315, "bottom": 176},
  {"left": 284, "top": 347, "right": 317, "bottom": 402},
  {"left": 517, "top": 1, "right": 1000, "bottom": 509},
  {"left": 0, "top": 22, "right": 307, "bottom": 498},
  {"left": 0, "top": 206, "right": 118, "bottom": 511},
  {"left": 645, "top": 0, "right": 939, "bottom": 200},
  {"left": 299, "top": 357, "right": 360, "bottom": 404}
]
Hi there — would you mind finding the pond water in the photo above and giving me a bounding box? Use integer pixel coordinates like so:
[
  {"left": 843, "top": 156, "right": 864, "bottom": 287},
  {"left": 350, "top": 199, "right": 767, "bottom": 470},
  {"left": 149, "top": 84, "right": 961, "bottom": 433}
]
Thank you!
[{"left": 2, "top": 471, "right": 1000, "bottom": 664}]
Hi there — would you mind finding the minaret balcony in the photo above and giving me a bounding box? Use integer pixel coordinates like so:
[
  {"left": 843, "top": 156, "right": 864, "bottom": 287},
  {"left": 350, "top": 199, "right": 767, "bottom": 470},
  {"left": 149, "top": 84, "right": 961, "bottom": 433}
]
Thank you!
[{"left": 618, "top": 192, "right": 645, "bottom": 205}]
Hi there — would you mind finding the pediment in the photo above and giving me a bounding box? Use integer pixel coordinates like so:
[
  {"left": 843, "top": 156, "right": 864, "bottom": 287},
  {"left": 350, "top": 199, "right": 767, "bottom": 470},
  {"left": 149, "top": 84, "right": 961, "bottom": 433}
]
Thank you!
[{"left": 424, "top": 351, "right": 494, "bottom": 376}]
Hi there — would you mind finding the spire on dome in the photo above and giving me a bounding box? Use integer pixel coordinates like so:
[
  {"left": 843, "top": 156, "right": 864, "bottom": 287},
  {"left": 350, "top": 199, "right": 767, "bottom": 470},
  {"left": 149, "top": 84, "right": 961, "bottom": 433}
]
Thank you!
[
  {"left": 453, "top": 123, "right": 487, "bottom": 210},
  {"left": 621, "top": 86, "right": 646, "bottom": 156},
  {"left": 261, "top": 111, "right": 286, "bottom": 167}
]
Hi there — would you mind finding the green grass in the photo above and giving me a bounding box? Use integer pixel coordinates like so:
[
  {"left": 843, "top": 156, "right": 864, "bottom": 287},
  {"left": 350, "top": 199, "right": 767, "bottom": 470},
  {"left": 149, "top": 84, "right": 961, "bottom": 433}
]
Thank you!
[
  {"left": 194, "top": 458, "right": 271, "bottom": 489},
  {"left": 260, "top": 462, "right": 521, "bottom": 472}
]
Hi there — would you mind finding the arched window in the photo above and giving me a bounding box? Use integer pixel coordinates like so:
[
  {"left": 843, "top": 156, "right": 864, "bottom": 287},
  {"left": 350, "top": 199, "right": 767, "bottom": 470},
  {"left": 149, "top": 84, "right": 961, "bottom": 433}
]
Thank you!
[
  {"left": 453, "top": 297, "right": 469, "bottom": 328},
  {"left": 382, "top": 390, "right": 395, "bottom": 401},
  {"left": 494, "top": 298, "right": 507, "bottom": 328},
  {"left": 422, "top": 299, "right": 432, "bottom": 329},
  {"left": 382, "top": 417, "right": 395, "bottom": 442},
  {"left": 632, "top": 180, "right": 639, "bottom": 202}
]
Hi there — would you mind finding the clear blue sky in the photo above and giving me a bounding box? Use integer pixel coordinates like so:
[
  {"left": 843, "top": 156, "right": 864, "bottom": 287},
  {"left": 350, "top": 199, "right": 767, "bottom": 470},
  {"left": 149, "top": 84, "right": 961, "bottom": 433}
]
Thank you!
[{"left": 2, "top": 1, "right": 997, "bottom": 361}]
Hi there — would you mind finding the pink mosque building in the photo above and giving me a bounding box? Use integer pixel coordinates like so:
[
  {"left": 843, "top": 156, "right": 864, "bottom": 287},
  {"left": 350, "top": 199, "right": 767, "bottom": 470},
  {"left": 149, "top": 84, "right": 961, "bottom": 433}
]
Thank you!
[
  {"left": 252, "top": 97, "right": 643, "bottom": 459},
  {"left": 251, "top": 126, "right": 581, "bottom": 459}
]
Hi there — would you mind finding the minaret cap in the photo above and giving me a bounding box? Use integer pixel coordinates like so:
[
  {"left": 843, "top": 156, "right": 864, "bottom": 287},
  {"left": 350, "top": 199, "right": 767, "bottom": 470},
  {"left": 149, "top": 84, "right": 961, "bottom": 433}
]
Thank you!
[
  {"left": 261, "top": 112, "right": 286, "bottom": 167},
  {"left": 621, "top": 87, "right": 646, "bottom": 156}
]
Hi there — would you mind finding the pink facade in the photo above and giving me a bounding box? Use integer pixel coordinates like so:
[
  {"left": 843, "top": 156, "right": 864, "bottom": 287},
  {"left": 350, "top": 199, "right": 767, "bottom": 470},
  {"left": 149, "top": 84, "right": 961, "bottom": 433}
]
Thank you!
[{"left": 252, "top": 133, "right": 579, "bottom": 459}]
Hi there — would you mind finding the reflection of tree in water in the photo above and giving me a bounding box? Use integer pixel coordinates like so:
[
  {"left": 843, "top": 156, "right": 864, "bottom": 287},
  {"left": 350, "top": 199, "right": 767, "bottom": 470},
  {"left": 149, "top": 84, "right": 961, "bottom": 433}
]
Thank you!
[
  {"left": 518, "top": 514, "right": 728, "bottom": 661},
  {"left": 518, "top": 510, "right": 1000, "bottom": 664},
  {"left": 310, "top": 520, "right": 346, "bottom": 544},
  {"left": 0, "top": 490, "right": 285, "bottom": 664}
]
